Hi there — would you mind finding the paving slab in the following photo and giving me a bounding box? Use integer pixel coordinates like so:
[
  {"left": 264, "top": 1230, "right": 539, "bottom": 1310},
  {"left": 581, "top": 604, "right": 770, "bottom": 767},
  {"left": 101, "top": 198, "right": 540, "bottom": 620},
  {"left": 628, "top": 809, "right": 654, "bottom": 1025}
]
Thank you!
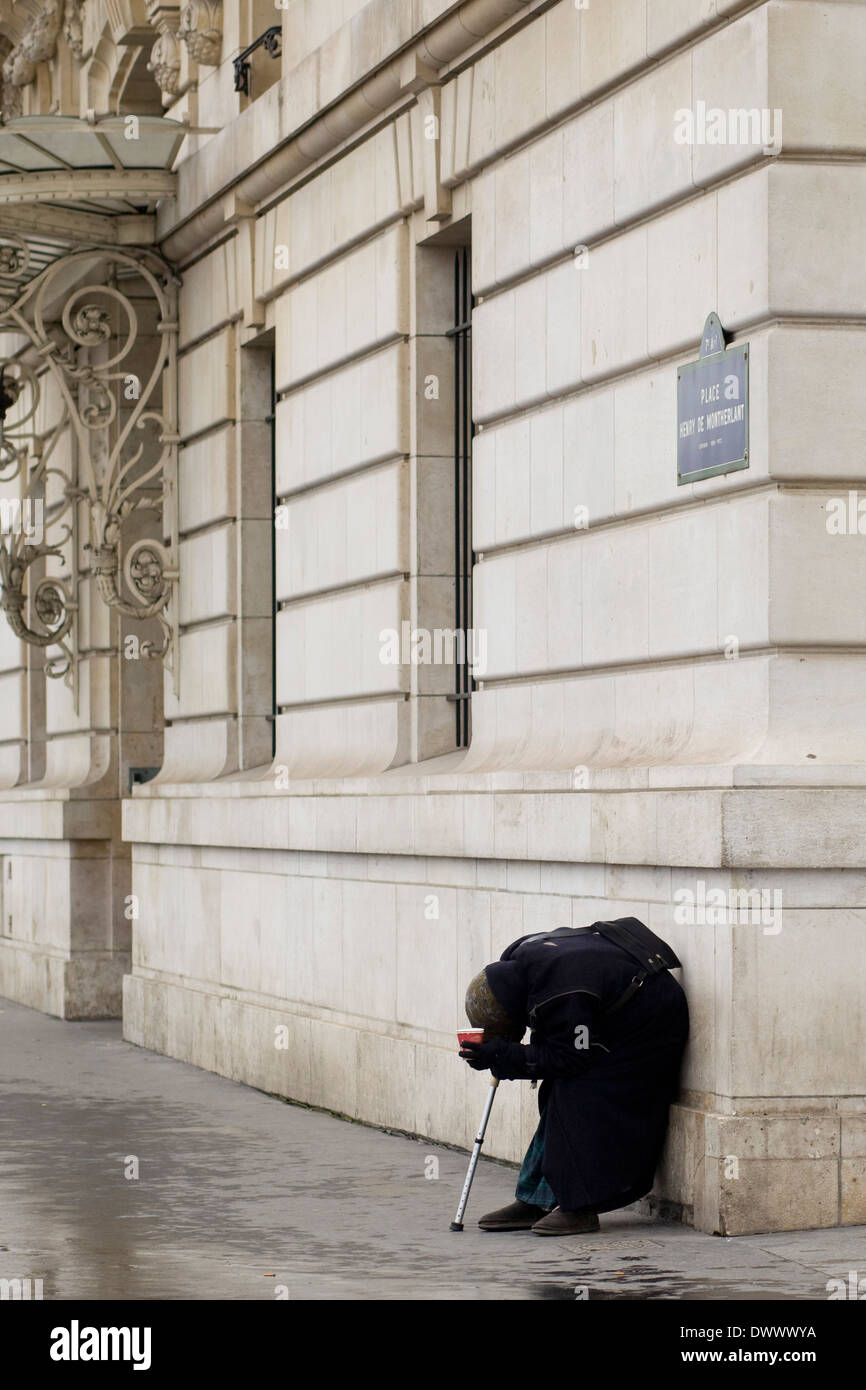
[{"left": 0, "top": 999, "right": 860, "bottom": 1301}]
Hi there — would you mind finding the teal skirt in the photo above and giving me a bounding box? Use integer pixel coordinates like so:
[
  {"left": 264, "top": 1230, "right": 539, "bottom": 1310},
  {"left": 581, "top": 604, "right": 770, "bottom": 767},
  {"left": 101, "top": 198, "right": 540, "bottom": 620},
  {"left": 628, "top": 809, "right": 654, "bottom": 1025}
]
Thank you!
[{"left": 514, "top": 1120, "right": 556, "bottom": 1209}]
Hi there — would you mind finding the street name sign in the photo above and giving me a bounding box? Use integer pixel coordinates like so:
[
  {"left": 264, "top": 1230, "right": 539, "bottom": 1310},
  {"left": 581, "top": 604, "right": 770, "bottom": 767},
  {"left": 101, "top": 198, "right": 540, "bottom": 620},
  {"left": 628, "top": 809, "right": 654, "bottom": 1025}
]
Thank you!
[{"left": 677, "top": 312, "right": 749, "bottom": 484}]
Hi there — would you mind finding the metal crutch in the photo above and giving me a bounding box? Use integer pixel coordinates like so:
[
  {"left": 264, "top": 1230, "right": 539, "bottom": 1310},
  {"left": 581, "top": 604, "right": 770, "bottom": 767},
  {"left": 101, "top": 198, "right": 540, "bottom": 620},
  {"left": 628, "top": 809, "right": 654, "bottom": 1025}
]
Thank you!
[{"left": 450, "top": 1076, "right": 500, "bottom": 1231}]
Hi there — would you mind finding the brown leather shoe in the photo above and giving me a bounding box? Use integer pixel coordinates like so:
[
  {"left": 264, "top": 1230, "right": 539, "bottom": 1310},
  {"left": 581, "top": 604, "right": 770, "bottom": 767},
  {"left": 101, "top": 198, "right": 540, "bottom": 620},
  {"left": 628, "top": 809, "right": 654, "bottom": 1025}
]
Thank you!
[
  {"left": 478, "top": 1199, "right": 551, "bottom": 1231},
  {"left": 532, "top": 1206, "right": 600, "bottom": 1236}
]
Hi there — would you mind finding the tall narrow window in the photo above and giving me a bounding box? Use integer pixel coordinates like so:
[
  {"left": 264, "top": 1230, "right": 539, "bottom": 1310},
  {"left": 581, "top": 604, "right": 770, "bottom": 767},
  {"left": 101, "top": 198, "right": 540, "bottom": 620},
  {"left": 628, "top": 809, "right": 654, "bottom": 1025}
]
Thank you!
[
  {"left": 268, "top": 350, "right": 277, "bottom": 759},
  {"left": 449, "top": 246, "right": 474, "bottom": 748}
]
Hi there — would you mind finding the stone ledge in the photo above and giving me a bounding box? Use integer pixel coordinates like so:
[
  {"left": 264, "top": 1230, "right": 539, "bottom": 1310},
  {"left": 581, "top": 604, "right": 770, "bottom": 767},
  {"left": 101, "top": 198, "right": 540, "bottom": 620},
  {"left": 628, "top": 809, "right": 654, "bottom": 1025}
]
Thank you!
[
  {"left": 0, "top": 798, "right": 119, "bottom": 842},
  {"left": 122, "top": 784, "right": 866, "bottom": 869}
]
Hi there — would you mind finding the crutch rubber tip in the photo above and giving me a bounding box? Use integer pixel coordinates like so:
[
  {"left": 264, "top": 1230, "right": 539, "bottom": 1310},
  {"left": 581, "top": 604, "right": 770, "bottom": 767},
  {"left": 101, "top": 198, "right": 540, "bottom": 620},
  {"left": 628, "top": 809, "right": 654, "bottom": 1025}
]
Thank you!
[{"left": 450, "top": 1222, "right": 464, "bottom": 1231}]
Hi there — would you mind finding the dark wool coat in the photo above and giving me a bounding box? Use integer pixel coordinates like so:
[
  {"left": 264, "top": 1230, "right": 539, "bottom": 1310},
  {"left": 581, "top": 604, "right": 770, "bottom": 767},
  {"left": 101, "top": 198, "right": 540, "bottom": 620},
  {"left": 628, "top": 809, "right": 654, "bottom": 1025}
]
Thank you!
[{"left": 485, "top": 922, "right": 689, "bottom": 1214}]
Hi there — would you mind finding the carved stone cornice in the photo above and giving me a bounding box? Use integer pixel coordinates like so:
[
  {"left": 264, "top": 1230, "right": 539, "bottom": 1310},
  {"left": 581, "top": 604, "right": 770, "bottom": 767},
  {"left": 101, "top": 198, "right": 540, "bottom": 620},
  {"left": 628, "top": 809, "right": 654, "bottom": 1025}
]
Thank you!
[
  {"left": 102, "top": 0, "right": 152, "bottom": 46},
  {"left": 177, "top": 0, "right": 221, "bottom": 67},
  {"left": 2, "top": 0, "right": 62, "bottom": 91},
  {"left": 0, "top": 0, "right": 83, "bottom": 117},
  {"left": 63, "top": 0, "right": 82, "bottom": 58}
]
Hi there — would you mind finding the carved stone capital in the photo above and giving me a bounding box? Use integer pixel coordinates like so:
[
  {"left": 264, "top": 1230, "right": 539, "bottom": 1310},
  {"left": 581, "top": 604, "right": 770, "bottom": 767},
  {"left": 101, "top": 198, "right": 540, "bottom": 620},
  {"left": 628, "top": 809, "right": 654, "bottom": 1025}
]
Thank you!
[
  {"left": 145, "top": 3, "right": 182, "bottom": 102},
  {"left": 177, "top": 0, "right": 222, "bottom": 67}
]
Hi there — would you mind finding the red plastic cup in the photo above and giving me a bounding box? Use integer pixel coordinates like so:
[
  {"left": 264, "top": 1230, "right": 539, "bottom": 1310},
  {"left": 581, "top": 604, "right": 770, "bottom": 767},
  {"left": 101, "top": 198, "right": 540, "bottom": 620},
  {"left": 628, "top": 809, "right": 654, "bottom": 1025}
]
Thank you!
[{"left": 457, "top": 1029, "right": 484, "bottom": 1046}]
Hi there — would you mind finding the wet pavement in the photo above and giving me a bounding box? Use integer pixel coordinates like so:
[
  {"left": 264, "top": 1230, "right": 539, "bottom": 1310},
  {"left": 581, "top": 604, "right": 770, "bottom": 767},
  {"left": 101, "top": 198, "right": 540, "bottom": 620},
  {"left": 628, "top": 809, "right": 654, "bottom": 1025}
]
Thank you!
[{"left": 1, "top": 997, "right": 864, "bottom": 1300}]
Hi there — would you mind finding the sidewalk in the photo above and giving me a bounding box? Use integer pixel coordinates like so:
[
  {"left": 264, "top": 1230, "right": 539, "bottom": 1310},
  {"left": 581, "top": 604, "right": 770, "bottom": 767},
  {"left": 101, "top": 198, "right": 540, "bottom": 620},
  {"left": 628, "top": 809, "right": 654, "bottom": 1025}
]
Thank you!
[{"left": 0, "top": 998, "right": 863, "bottom": 1301}]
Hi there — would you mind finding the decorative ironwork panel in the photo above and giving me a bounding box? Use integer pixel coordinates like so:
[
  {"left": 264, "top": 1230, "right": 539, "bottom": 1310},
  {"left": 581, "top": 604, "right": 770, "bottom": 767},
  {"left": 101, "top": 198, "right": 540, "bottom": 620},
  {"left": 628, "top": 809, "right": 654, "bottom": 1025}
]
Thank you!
[{"left": 0, "top": 243, "right": 180, "bottom": 707}]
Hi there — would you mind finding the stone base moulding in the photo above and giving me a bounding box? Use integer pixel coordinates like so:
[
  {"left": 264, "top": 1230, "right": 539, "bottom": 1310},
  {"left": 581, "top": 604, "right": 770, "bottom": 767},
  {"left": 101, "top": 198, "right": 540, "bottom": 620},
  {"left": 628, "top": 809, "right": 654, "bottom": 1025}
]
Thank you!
[
  {"left": 0, "top": 938, "right": 130, "bottom": 1020},
  {"left": 662, "top": 1103, "right": 866, "bottom": 1236},
  {"left": 0, "top": 801, "right": 131, "bottom": 1020}
]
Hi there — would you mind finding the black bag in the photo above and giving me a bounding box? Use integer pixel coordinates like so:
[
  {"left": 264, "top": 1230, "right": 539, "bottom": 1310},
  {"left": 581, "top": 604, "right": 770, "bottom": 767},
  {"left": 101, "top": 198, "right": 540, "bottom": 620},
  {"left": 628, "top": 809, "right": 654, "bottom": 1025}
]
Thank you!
[{"left": 593, "top": 916, "right": 682, "bottom": 1017}]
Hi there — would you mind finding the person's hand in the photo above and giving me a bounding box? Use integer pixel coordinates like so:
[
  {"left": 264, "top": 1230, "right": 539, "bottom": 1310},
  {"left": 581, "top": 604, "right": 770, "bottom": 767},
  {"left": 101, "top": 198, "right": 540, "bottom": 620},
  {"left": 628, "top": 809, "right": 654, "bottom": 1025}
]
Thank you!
[{"left": 458, "top": 1038, "right": 503, "bottom": 1071}]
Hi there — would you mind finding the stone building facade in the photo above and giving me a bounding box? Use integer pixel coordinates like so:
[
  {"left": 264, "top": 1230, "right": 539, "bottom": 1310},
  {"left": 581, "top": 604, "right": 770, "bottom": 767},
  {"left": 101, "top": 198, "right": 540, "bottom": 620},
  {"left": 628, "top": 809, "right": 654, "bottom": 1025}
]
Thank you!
[{"left": 0, "top": 0, "right": 864, "bottom": 1236}]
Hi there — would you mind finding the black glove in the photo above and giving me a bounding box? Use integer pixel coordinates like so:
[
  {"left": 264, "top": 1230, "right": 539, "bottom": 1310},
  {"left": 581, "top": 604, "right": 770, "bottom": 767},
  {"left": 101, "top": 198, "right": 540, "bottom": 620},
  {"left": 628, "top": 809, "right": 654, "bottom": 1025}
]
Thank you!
[{"left": 458, "top": 1038, "right": 504, "bottom": 1072}]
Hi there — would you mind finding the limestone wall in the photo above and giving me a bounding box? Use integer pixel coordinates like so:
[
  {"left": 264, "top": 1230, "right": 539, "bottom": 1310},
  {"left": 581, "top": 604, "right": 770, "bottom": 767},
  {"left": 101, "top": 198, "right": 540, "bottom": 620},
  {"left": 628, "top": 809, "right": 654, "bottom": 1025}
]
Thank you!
[
  {"left": 151, "top": 0, "right": 866, "bottom": 783},
  {"left": 120, "top": 0, "right": 866, "bottom": 1237},
  {"left": 1, "top": 0, "right": 865, "bottom": 1232}
]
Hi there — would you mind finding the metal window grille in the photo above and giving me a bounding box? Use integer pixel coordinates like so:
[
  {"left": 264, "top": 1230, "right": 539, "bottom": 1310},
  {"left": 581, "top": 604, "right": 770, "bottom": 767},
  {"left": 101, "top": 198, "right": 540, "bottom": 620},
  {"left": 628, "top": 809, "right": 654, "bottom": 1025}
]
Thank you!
[{"left": 447, "top": 246, "right": 475, "bottom": 749}]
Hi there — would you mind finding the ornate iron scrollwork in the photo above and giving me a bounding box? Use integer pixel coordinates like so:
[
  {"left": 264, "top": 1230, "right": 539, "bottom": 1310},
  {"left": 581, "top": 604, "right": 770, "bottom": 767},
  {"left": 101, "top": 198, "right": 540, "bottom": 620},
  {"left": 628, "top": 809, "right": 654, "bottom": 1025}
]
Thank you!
[
  {"left": 233, "top": 25, "right": 281, "bottom": 97},
  {"left": 0, "top": 245, "right": 181, "bottom": 706}
]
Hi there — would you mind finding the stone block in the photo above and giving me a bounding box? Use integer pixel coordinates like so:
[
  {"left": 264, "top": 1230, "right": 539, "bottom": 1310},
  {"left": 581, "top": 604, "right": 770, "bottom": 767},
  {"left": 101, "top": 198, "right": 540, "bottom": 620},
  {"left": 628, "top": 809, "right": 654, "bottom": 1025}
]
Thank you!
[
  {"left": 164, "top": 624, "right": 235, "bottom": 721},
  {"left": 491, "top": 415, "right": 531, "bottom": 547},
  {"left": 545, "top": 0, "right": 582, "bottom": 120},
  {"left": 472, "top": 554, "right": 515, "bottom": 679},
  {"left": 769, "top": 164, "right": 866, "bottom": 318},
  {"left": 219, "top": 869, "right": 289, "bottom": 999},
  {"left": 178, "top": 329, "right": 234, "bottom": 441},
  {"left": 494, "top": 150, "right": 530, "bottom": 284},
  {"left": 563, "top": 101, "right": 615, "bottom": 248},
  {"left": 580, "top": 226, "right": 648, "bottom": 381},
  {"left": 494, "top": 17, "right": 546, "bottom": 150},
  {"left": 647, "top": 192, "right": 717, "bottom": 356},
  {"left": 178, "top": 526, "right": 236, "bottom": 626},
  {"left": 355, "top": 1029, "right": 416, "bottom": 1129},
  {"left": 514, "top": 274, "right": 549, "bottom": 410},
  {"left": 725, "top": 904, "right": 866, "bottom": 1098},
  {"left": 308, "top": 1017, "right": 360, "bottom": 1120},
  {"left": 342, "top": 879, "right": 397, "bottom": 1020},
  {"left": 275, "top": 224, "right": 408, "bottom": 392},
  {"left": 769, "top": 327, "right": 866, "bottom": 481},
  {"left": 529, "top": 130, "right": 564, "bottom": 267},
  {"left": 396, "top": 883, "right": 457, "bottom": 1032},
  {"left": 648, "top": 508, "right": 718, "bottom": 659},
  {"left": 276, "top": 460, "right": 404, "bottom": 602},
  {"left": 582, "top": 523, "right": 649, "bottom": 665},
  {"left": 717, "top": 167, "right": 769, "bottom": 329},
  {"left": 841, "top": 1159, "right": 866, "bottom": 1226},
  {"left": 647, "top": 0, "right": 715, "bottom": 58},
  {"left": 528, "top": 405, "right": 564, "bottom": 537},
  {"left": 691, "top": 7, "right": 770, "bottom": 188},
  {"left": 275, "top": 579, "right": 405, "bottom": 706},
  {"left": 308, "top": 876, "right": 344, "bottom": 1010},
  {"left": 472, "top": 289, "right": 515, "bottom": 424},
  {"left": 179, "top": 240, "right": 236, "bottom": 349},
  {"left": 769, "top": 0, "right": 866, "bottom": 155},
  {"left": 546, "top": 535, "right": 582, "bottom": 671},
  {"left": 614, "top": 50, "right": 692, "bottom": 225},
  {"left": 179, "top": 427, "right": 234, "bottom": 534},
  {"left": 769, "top": 493, "right": 866, "bottom": 647},
  {"left": 613, "top": 369, "right": 680, "bottom": 517},
  {"left": 414, "top": 1041, "right": 473, "bottom": 1148},
  {"left": 580, "top": 0, "right": 647, "bottom": 99},
  {"left": 545, "top": 258, "right": 581, "bottom": 397}
]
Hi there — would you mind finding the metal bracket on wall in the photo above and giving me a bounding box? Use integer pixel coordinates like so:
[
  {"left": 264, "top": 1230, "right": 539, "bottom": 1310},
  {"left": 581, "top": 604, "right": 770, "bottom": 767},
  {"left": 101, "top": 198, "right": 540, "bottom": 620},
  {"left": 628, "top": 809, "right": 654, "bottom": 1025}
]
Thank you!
[{"left": 233, "top": 25, "right": 282, "bottom": 97}]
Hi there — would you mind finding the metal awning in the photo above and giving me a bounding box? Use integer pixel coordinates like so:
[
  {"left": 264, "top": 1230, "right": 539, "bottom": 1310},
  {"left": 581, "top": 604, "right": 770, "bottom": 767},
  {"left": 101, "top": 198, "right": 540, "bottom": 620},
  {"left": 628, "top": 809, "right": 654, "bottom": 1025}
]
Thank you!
[{"left": 0, "top": 115, "right": 184, "bottom": 265}]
